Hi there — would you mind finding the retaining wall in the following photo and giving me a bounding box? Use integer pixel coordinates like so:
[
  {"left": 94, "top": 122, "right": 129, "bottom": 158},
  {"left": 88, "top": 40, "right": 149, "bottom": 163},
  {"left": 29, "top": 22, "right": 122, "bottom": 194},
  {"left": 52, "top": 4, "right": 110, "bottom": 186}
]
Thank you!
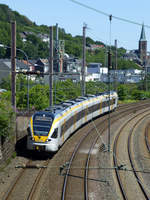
[{"left": 0, "top": 115, "right": 31, "bottom": 166}]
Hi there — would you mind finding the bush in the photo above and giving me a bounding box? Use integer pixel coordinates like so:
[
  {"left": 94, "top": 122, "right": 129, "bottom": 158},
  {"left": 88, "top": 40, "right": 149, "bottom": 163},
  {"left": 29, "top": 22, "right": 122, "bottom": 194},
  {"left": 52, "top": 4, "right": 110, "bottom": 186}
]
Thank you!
[
  {"left": 29, "top": 84, "right": 49, "bottom": 110},
  {"left": 0, "top": 98, "right": 15, "bottom": 137},
  {"left": 117, "top": 85, "right": 129, "bottom": 100}
]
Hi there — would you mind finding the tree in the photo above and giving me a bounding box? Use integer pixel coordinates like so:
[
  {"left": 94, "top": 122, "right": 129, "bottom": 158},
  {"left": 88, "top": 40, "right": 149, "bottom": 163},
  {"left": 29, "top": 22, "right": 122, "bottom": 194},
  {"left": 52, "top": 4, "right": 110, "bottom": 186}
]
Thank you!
[
  {"left": 0, "top": 75, "right": 11, "bottom": 90},
  {"left": 0, "top": 97, "right": 14, "bottom": 137},
  {"left": 29, "top": 84, "right": 49, "bottom": 110},
  {"left": 117, "top": 85, "right": 129, "bottom": 100},
  {"left": 86, "top": 81, "right": 107, "bottom": 94}
]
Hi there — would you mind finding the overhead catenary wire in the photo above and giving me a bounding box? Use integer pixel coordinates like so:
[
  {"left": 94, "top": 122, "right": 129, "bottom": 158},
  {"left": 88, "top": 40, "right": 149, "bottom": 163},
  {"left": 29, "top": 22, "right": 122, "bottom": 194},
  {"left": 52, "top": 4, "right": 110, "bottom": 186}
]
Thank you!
[{"left": 69, "top": 0, "right": 150, "bottom": 28}]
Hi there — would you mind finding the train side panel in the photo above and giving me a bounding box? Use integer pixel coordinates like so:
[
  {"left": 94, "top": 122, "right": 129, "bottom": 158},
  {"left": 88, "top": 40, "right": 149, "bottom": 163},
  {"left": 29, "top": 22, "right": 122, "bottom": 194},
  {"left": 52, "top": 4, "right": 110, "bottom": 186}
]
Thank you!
[{"left": 26, "top": 91, "right": 118, "bottom": 152}]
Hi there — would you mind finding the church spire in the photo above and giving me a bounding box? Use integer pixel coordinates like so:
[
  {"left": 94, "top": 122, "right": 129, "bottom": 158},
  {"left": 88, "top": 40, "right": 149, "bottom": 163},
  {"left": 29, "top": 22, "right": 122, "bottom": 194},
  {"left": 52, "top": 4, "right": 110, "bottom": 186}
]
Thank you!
[
  {"left": 139, "top": 23, "right": 147, "bottom": 65},
  {"left": 140, "top": 24, "right": 146, "bottom": 41}
]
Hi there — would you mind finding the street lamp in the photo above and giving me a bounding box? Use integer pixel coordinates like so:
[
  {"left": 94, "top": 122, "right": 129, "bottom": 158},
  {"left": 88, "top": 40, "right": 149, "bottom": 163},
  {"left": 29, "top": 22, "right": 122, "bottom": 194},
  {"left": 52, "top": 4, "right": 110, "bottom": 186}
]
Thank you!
[{"left": 0, "top": 44, "right": 30, "bottom": 111}]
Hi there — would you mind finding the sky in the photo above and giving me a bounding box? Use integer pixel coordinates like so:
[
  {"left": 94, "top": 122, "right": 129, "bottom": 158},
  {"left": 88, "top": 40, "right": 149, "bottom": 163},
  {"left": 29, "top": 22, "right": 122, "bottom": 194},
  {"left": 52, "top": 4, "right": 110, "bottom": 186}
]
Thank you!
[{"left": 1, "top": 0, "right": 150, "bottom": 50}]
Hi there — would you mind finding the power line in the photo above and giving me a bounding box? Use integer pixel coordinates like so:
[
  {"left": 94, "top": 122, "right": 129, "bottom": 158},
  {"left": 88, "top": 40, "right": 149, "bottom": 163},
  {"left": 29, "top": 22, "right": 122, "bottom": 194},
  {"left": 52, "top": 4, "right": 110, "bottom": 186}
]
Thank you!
[
  {"left": 69, "top": 0, "right": 150, "bottom": 28},
  {"left": 69, "top": 0, "right": 109, "bottom": 16}
]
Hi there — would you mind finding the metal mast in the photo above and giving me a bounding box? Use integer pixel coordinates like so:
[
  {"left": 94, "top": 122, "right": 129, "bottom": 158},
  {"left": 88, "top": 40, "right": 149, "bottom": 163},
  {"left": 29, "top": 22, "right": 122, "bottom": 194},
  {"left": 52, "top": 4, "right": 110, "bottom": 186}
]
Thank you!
[
  {"left": 11, "top": 21, "right": 16, "bottom": 112},
  {"left": 82, "top": 24, "right": 86, "bottom": 96},
  {"left": 49, "top": 26, "right": 53, "bottom": 107},
  {"left": 55, "top": 23, "right": 60, "bottom": 72},
  {"left": 114, "top": 39, "right": 117, "bottom": 91},
  {"left": 108, "top": 15, "right": 112, "bottom": 152}
]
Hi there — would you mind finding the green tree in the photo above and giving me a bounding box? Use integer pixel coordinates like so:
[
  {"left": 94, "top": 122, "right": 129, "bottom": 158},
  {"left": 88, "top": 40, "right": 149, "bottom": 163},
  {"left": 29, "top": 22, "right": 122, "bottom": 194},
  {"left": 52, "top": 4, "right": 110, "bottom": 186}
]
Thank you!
[
  {"left": 131, "top": 89, "right": 144, "bottom": 100},
  {"left": 29, "top": 84, "right": 49, "bottom": 110},
  {"left": 55, "top": 79, "right": 81, "bottom": 104},
  {"left": 0, "top": 97, "right": 14, "bottom": 137},
  {"left": 117, "top": 85, "right": 129, "bottom": 100},
  {"left": 86, "top": 81, "right": 107, "bottom": 94},
  {"left": 0, "top": 75, "right": 11, "bottom": 90}
]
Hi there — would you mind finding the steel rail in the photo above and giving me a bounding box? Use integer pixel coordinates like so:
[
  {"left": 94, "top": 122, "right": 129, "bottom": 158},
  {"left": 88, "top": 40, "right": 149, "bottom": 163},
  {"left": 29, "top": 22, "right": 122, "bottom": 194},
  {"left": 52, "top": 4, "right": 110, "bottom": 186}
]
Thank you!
[
  {"left": 113, "top": 108, "right": 150, "bottom": 200},
  {"left": 3, "top": 101, "right": 150, "bottom": 200},
  {"left": 2, "top": 160, "right": 31, "bottom": 200},
  {"left": 113, "top": 128, "right": 128, "bottom": 200},
  {"left": 84, "top": 136, "right": 99, "bottom": 199},
  {"left": 128, "top": 114, "right": 150, "bottom": 200},
  {"left": 62, "top": 102, "right": 150, "bottom": 199},
  {"left": 2, "top": 159, "right": 49, "bottom": 200},
  {"left": 145, "top": 124, "right": 150, "bottom": 153},
  {"left": 27, "top": 160, "right": 49, "bottom": 200},
  {"left": 61, "top": 126, "right": 91, "bottom": 200}
]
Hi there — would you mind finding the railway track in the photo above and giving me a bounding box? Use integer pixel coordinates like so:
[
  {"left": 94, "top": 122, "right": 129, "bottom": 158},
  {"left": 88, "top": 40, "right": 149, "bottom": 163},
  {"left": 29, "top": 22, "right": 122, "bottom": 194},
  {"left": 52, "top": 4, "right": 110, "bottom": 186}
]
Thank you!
[
  {"left": 61, "top": 101, "right": 150, "bottom": 200},
  {"left": 2, "top": 157, "right": 49, "bottom": 200},
  {"left": 145, "top": 123, "right": 150, "bottom": 153},
  {"left": 61, "top": 120, "right": 102, "bottom": 200},
  {"left": 2, "top": 101, "right": 150, "bottom": 200},
  {"left": 113, "top": 108, "right": 150, "bottom": 199}
]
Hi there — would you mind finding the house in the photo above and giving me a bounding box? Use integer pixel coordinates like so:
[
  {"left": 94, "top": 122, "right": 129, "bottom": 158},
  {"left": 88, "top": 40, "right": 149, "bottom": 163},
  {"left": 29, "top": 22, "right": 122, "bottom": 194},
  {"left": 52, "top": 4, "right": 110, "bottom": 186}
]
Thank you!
[
  {"left": 0, "top": 59, "right": 11, "bottom": 83},
  {"left": 16, "top": 60, "right": 29, "bottom": 72},
  {"left": 43, "top": 72, "right": 81, "bottom": 85},
  {"left": 34, "top": 58, "right": 49, "bottom": 73},
  {"left": 87, "top": 63, "right": 102, "bottom": 73},
  {"left": 85, "top": 63, "right": 108, "bottom": 82},
  {"left": 108, "top": 69, "right": 143, "bottom": 83},
  {"left": 63, "top": 55, "right": 82, "bottom": 73},
  {"left": 86, "top": 44, "right": 104, "bottom": 51},
  {"left": 37, "top": 33, "right": 49, "bottom": 43},
  {"left": 0, "top": 59, "right": 36, "bottom": 83},
  {"left": 19, "top": 32, "right": 27, "bottom": 42}
]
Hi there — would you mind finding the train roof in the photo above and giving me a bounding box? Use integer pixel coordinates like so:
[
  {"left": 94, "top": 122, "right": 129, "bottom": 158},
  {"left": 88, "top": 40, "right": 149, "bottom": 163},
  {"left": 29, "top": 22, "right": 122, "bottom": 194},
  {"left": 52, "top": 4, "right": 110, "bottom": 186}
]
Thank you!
[{"left": 35, "top": 91, "right": 117, "bottom": 116}]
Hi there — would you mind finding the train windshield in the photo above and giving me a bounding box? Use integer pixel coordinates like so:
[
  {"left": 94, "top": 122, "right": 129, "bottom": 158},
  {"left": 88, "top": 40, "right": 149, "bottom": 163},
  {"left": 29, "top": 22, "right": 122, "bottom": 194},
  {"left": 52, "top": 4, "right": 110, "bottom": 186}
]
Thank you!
[{"left": 33, "top": 113, "right": 54, "bottom": 136}]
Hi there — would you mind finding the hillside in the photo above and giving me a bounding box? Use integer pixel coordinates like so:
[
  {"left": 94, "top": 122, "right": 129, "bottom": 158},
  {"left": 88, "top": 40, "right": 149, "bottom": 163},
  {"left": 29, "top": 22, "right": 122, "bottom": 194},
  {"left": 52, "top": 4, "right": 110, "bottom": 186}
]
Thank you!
[
  {"left": 0, "top": 4, "right": 34, "bottom": 26},
  {"left": 0, "top": 4, "right": 140, "bottom": 69}
]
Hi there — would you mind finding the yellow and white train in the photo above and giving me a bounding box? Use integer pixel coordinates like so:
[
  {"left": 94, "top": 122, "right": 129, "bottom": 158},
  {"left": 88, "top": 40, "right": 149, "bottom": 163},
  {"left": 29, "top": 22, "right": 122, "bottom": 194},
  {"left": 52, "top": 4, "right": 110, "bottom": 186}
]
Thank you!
[{"left": 27, "top": 91, "right": 118, "bottom": 152}]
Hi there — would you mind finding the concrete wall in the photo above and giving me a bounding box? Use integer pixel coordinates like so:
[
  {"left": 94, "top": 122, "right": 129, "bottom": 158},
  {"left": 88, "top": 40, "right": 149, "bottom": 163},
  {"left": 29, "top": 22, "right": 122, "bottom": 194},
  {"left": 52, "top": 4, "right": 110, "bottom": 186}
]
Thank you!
[
  {"left": 16, "top": 116, "right": 30, "bottom": 141},
  {"left": 0, "top": 115, "right": 31, "bottom": 166},
  {"left": 0, "top": 136, "right": 15, "bottom": 165}
]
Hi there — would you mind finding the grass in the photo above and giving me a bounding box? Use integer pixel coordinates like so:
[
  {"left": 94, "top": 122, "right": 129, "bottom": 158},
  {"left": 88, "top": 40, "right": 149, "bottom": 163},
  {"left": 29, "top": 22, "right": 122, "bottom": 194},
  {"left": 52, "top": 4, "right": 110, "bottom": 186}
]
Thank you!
[{"left": 118, "top": 99, "right": 138, "bottom": 104}]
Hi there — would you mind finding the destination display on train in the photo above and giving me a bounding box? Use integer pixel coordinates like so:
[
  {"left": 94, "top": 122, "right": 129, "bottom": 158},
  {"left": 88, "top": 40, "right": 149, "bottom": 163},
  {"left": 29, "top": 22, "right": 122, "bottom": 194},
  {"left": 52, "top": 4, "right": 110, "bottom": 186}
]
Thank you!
[{"left": 34, "top": 114, "right": 53, "bottom": 122}]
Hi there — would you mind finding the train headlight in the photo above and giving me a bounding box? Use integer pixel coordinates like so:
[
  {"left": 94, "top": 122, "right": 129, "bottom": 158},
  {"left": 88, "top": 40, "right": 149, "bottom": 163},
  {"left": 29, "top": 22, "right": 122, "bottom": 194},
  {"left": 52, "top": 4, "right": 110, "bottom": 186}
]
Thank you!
[{"left": 46, "top": 139, "right": 51, "bottom": 142}]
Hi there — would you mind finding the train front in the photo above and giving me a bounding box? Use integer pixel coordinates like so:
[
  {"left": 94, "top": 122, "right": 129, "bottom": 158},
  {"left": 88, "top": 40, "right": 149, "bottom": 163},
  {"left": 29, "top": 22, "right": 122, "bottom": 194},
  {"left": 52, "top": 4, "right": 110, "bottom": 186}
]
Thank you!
[{"left": 27, "top": 111, "right": 58, "bottom": 152}]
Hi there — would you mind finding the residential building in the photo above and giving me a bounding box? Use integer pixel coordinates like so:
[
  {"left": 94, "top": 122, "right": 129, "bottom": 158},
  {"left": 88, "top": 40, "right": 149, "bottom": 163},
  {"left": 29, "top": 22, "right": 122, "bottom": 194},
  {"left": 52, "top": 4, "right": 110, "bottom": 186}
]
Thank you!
[
  {"left": 0, "top": 59, "right": 35, "bottom": 83},
  {"left": 86, "top": 44, "right": 104, "bottom": 51},
  {"left": 86, "top": 63, "right": 108, "bottom": 82},
  {"left": 34, "top": 58, "right": 49, "bottom": 73},
  {"left": 0, "top": 59, "right": 11, "bottom": 83},
  {"left": 108, "top": 69, "right": 144, "bottom": 83},
  {"left": 123, "top": 50, "right": 142, "bottom": 65}
]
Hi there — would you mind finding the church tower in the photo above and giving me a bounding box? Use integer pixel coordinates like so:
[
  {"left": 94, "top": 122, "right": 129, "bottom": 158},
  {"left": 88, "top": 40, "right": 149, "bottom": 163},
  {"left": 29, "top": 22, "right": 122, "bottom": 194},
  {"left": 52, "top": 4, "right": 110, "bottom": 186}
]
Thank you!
[{"left": 139, "top": 24, "right": 147, "bottom": 65}]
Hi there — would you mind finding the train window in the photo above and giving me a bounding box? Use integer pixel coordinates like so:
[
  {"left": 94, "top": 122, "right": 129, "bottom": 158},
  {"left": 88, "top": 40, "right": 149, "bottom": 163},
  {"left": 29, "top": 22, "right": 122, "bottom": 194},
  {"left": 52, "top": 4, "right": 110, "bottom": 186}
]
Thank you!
[
  {"left": 33, "top": 113, "right": 54, "bottom": 136},
  {"left": 51, "top": 128, "right": 58, "bottom": 138},
  {"left": 67, "top": 116, "right": 74, "bottom": 129},
  {"left": 34, "top": 114, "right": 53, "bottom": 122},
  {"left": 77, "top": 110, "right": 84, "bottom": 120},
  {"left": 88, "top": 105, "right": 93, "bottom": 113},
  {"left": 92, "top": 103, "right": 100, "bottom": 112},
  {"left": 61, "top": 120, "right": 68, "bottom": 136}
]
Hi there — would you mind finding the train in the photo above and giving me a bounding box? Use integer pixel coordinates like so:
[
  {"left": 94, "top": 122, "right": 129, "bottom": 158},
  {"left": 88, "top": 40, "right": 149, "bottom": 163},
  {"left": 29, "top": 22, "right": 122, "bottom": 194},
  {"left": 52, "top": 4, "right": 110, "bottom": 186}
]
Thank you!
[{"left": 27, "top": 91, "right": 118, "bottom": 152}]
